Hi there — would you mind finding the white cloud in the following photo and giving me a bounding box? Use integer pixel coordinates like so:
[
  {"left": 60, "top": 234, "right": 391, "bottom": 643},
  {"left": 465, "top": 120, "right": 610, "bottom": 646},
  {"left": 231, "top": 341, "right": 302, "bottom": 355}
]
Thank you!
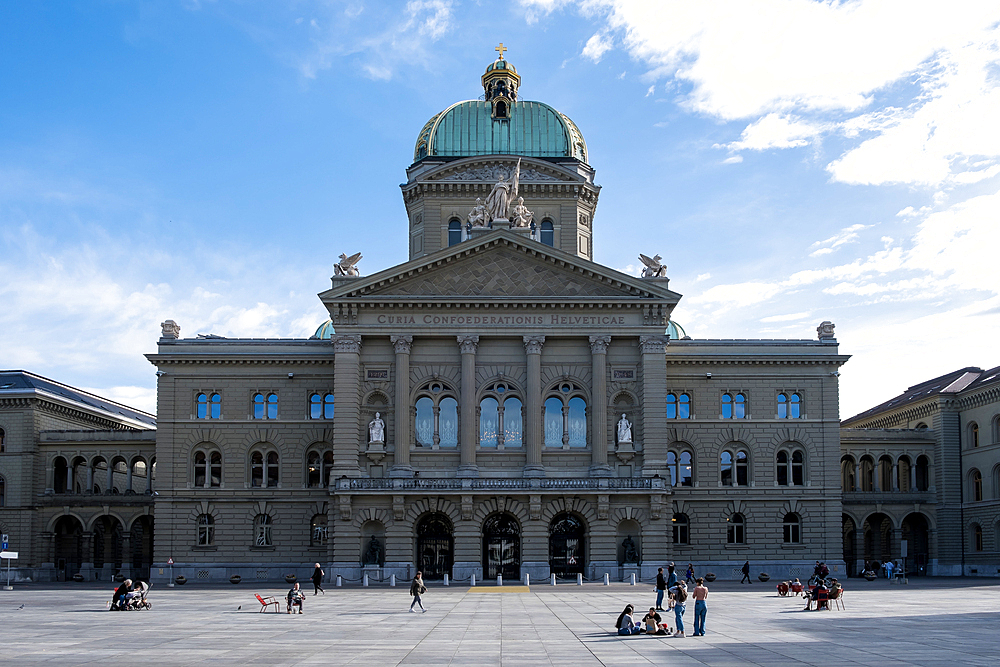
[
  {"left": 727, "top": 113, "right": 826, "bottom": 151},
  {"left": 583, "top": 32, "right": 614, "bottom": 62},
  {"left": 721, "top": 155, "right": 742, "bottom": 164},
  {"left": 645, "top": 84, "right": 654, "bottom": 97},
  {"left": 760, "top": 312, "right": 811, "bottom": 323},
  {"left": 808, "top": 224, "right": 868, "bottom": 257},
  {"left": 695, "top": 273, "right": 711, "bottom": 282}
]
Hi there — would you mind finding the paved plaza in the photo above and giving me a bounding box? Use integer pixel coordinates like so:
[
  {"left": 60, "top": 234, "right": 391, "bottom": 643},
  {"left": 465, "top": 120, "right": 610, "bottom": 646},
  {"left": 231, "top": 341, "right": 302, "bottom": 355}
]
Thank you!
[{"left": 0, "top": 577, "right": 998, "bottom": 666}]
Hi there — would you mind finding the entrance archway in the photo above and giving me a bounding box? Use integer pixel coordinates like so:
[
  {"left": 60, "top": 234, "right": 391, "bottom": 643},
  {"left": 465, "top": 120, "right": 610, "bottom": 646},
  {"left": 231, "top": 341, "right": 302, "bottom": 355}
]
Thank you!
[
  {"left": 416, "top": 513, "right": 453, "bottom": 580},
  {"left": 483, "top": 513, "right": 520, "bottom": 580},
  {"left": 54, "top": 515, "right": 83, "bottom": 580},
  {"left": 901, "top": 512, "right": 930, "bottom": 576},
  {"left": 842, "top": 515, "right": 857, "bottom": 577},
  {"left": 93, "top": 515, "right": 124, "bottom": 578},
  {"left": 863, "top": 512, "right": 893, "bottom": 569},
  {"left": 549, "top": 513, "right": 585, "bottom": 577},
  {"left": 130, "top": 516, "right": 154, "bottom": 582}
]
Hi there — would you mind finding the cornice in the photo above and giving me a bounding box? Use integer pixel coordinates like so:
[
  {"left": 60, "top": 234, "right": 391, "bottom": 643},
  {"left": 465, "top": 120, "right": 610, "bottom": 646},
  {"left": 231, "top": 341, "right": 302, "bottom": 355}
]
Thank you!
[
  {"left": 665, "top": 356, "right": 850, "bottom": 366},
  {"left": 0, "top": 396, "right": 147, "bottom": 432},
  {"left": 147, "top": 356, "right": 334, "bottom": 366}
]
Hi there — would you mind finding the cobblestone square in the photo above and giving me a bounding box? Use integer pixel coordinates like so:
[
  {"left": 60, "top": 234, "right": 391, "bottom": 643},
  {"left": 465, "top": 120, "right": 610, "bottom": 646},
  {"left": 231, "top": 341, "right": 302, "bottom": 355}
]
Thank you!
[{"left": 1, "top": 577, "right": 997, "bottom": 666}]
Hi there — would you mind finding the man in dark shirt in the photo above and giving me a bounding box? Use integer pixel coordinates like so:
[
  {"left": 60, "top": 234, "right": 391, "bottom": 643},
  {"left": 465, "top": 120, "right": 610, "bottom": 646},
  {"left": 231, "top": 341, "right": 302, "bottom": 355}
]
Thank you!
[
  {"left": 741, "top": 560, "right": 751, "bottom": 584},
  {"left": 111, "top": 579, "right": 132, "bottom": 610},
  {"left": 655, "top": 568, "right": 666, "bottom": 611},
  {"left": 641, "top": 607, "right": 666, "bottom": 634}
]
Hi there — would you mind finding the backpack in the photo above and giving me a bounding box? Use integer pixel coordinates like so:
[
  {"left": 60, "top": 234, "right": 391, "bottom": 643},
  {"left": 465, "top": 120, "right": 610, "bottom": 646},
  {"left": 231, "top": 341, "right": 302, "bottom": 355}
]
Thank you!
[{"left": 675, "top": 586, "right": 687, "bottom": 603}]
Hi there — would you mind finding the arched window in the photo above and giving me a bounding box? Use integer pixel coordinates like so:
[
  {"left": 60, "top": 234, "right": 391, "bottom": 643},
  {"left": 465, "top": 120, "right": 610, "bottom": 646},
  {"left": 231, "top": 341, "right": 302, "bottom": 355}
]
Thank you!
[
  {"left": 777, "top": 393, "right": 802, "bottom": 418},
  {"left": 540, "top": 220, "right": 554, "bottom": 246},
  {"left": 416, "top": 397, "right": 435, "bottom": 447},
  {"left": 567, "top": 397, "right": 587, "bottom": 447},
  {"left": 727, "top": 513, "right": 745, "bottom": 544},
  {"left": 777, "top": 447, "right": 805, "bottom": 486},
  {"left": 543, "top": 385, "right": 587, "bottom": 449},
  {"left": 251, "top": 452, "right": 264, "bottom": 487},
  {"left": 777, "top": 451, "right": 788, "bottom": 486},
  {"left": 311, "top": 514, "right": 327, "bottom": 546},
  {"left": 197, "top": 514, "right": 214, "bottom": 546},
  {"left": 254, "top": 514, "right": 272, "bottom": 547},
  {"left": 448, "top": 219, "right": 462, "bottom": 246},
  {"left": 791, "top": 450, "right": 804, "bottom": 485},
  {"left": 194, "top": 452, "right": 206, "bottom": 487},
  {"left": 196, "top": 393, "right": 221, "bottom": 419},
  {"left": 668, "top": 449, "right": 694, "bottom": 487},
  {"left": 915, "top": 456, "right": 929, "bottom": 491},
  {"left": 897, "top": 456, "right": 911, "bottom": 492},
  {"left": 878, "top": 455, "right": 893, "bottom": 491},
  {"left": 721, "top": 448, "right": 749, "bottom": 486},
  {"left": 667, "top": 393, "right": 691, "bottom": 419},
  {"left": 266, "top": 452, "right": 279, "bottom": 487},
  {"left": 544, "top": 397, "right": 563, "bottom": 447},
  {"left": 0, "top": 475, "right": 5, "bottom": 507},
  {"left": 210, "top": 452, "right": 221, "bottom": 487},
  {"left": 972, "top": 469, "right": 983, "bottom": 502},
  {"left": 307, "top": 449, "right": 333, "bottom": 488},
  {"left": 973, "top": 523, "right": 983, "bottom": 552},
  {"left": 415, "top": 381, "right": 459, "bottom": 448},
  {"left": 722, "top": 393, "right": 747, "bottom": 419},
  {"left": 252, "top": 392, "right": 278, "bottom": 419},
  {"left": 736, "top": 450, "right": 749, "bottom": 485},
  {"left": 993, "top": 415, "right": 1000, "bottom": 444},
  {"left": 480, "top": 397, "right": 499, "bottom": 448},
  {"left": 439, "top": 397, "right": 458, "bottom": 447},
  {"left": 672, "top": 513, "right": 689, "bottom": 544},
  {"left": 783, "top": 513, "right": 801, "bottom": 543},
  {"left": 0, "top": 427, "right": 4, "bottom": 452},
  {"left": 969, "top": 422, "right": 979, "bottom": 448},
  {"left": 310, "top": 393, "right": 334, "bottom": 419},
  {"left": 53, "top": 456, "right": 68, "bottom": 494},
  {"left": 859, "top": 456, "right": 874, "bottom": 491},
  {"left": 503, "top": 397, "right": 523, "bottom": 447},
  {"left": 721, "top": 451, "right": 733, "bottom": 486}
]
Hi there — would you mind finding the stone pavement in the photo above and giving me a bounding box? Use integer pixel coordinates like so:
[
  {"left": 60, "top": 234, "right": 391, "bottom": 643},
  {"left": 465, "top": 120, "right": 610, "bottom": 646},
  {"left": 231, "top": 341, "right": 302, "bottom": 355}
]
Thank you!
[{"left": 1, "top": 577, "right": 998, "bottom": 666}]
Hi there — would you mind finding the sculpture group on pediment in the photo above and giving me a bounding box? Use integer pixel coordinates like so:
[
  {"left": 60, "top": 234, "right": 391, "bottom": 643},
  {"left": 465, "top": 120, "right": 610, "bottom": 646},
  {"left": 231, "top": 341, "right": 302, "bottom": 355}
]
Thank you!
[
  {"left": 467, "top": 198, "right": 488, "bottom": 227},
  {"left": 510, "top": 196, "right": 534, "bottom": 228},
  {"left": 638, "top": 253, "right": 667, "bottom": 278},
  {"left": 334, "top": 252, "right": 363, "bottom": 277}
]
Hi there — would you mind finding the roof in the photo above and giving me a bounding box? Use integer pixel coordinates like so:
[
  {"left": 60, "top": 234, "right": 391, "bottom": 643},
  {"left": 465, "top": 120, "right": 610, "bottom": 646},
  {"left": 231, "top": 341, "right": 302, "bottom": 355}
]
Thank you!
[
  {"left": 0, "top": 370, "right": 156, "bottom": 429},
  {"left": 414, "top": 100, "right": 588, "bottom": 163},
  {"left": 842, "top": 366, "right": 999, "bottom": 424}
]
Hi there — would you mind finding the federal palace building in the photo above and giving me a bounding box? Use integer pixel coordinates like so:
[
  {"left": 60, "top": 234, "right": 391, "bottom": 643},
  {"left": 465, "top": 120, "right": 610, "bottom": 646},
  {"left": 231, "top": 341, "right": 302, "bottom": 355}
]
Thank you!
[{"left": 1, "top": 52, "right": 998, "bottom": 584}]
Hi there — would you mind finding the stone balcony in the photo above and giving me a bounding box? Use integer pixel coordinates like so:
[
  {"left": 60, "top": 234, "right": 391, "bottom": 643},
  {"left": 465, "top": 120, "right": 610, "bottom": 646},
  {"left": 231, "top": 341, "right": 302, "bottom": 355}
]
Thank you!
[
  {"left": 335, "top": 476, "right": 663, "bottom": 494},
  {"left": 842, "top": 490, "right": 935, "bottom": 505}
]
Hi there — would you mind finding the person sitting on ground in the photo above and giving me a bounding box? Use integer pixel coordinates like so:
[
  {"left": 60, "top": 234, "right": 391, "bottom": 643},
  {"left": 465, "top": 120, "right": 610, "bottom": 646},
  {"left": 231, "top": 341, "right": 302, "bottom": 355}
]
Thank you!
[
  {"left": 616, "top": 604, "right": 641, "bottom": 635},
  {"left": 641, "top": 607, "right": 668, "bottom": 635},
  {"left": 287, "top": 582, "right": 305, "bottom": 614},
  {"left": 111, "top": 579, "right": 132, "bottom": 610}
]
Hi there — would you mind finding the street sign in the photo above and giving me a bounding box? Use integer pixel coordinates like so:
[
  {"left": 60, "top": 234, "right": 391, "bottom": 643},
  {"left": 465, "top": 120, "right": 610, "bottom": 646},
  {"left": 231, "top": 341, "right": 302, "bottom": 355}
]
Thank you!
[
  {"left": 0, "top": 552, "right": 18, "bottom": 559},
  {"left": 167, "top": 557, "right": 174, "bottom": 565}
]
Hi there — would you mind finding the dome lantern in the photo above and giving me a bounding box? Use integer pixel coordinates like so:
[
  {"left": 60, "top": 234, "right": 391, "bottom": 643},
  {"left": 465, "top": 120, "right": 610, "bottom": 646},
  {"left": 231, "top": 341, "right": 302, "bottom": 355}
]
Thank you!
[{"left": 482, "top": 43, "right": 520, "bottom": 120}]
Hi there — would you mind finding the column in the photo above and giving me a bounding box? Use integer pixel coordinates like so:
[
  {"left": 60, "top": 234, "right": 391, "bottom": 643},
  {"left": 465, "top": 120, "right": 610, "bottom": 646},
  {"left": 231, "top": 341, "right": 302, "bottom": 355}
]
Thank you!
[
  {"left": 523, "top": 336, "right": 545, "bottom": 477},
  {"left": 126, "top": 463, "right": 133, "bottom": 494},
  {"left": 891, "top": 463, "right": 899, "bottom": 492},
  {"left": 639, "top": 335, "right": 669, "bottom": 476},
  {"left": 106, "top": 460, "right": 113, "bottom": 494},
  {"left": 589, "top": 335, "right": 612, "bottom": 477},
  {"left": 457, "top": 336, "right": 479, "bottom": 478},
  {"left": 390, "top": 336, "right": 413, "bottom": 477},
  {"left": 333, "top": 335, "right": 363, "bottom": 477},
  {"left": 66, "top": 465, "right": 74, "bottom": 494},
  {"left": 86, "top": 465, "right": 94, "bottom": 494}
]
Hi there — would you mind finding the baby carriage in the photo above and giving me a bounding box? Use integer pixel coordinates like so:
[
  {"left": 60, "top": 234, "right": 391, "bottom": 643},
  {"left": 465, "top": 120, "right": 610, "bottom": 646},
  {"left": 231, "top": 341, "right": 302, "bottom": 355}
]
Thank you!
[{"left": 125, "top": 581, "right": 152, "bottom": 610}]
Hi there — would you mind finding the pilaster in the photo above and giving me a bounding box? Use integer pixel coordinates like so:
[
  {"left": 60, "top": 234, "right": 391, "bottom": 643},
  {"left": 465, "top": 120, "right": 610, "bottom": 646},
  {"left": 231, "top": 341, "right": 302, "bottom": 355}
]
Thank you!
[
  {"left": 333, "top": 335, "right": 363, "bottom": 477},
  {"left": 639, "top": 335, "right": 668, "bottom": 475},
  {"left": 523, "top": 336, "right": 545, "bottom": 477},
  {"left": 390, "top": 336, "right": 413, "bottom": 478},
  {"left": 457, "top": 335, "right": 480, "bottom": 478},
  {"left": 589, "top": 335, "right": 612, "bottom": 477}
]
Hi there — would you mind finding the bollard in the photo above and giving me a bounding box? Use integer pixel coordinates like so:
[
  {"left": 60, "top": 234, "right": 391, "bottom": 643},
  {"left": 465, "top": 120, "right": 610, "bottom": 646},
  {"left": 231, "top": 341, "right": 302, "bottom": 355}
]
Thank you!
[
  {"left": 551, "top": 573, "right": 556, "bottom": 586},
  {"left": 497, "top": 575, "right": 503, "bottom": 586},
  {"left": 577, "top": 573, "right": 583, "bottom": 586},
  {"left": 363, "top": 573, "right": 369, "bottom": 587},
  {"left": 630, "top": 573, "right": 636, "bottom": 586},
  {"left": 471, "top": 573, "right": 476, "bottom": 587},
  {"left": 336, "top": 575, "right": 342, "bottom": 587},
  {"left": 444, "top": 574, "right": 449, "bottom": 586},
  {"left": 603, "top": 573, "right": 609, "bottom": 586},
  {"left": 524, "top": 573, "right": 530, "bottom": 587},
  {"left": 390, "top": 574, "right": 396, "bottom": 587}
]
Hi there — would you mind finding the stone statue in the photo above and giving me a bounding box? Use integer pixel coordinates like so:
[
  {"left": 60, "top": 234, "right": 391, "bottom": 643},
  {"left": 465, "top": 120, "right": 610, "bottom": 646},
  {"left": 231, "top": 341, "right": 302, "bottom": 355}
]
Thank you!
[
  {"left": 485, "top": 158, "right": 520, "bottom": 221},
  {"left": 467, "top": 198, "right": 488, "bottom": 227},
  {"left": 369, "top": 412, "right": 385, "bottom": 443},
  {"left": 334, "top": 252, "right": 362, "bottom": 277},
  {"left": 363, "top": 535, "right": 383, "bottom": 565},
  {"left": 638, "top": 254, "right": 667, "bottom": 278},
  {"left": 160, "top": 320, "right": 180, "bottom": 339},
  {"left": 817, "top": 321, "right": 836, "bottom": 340},
  {"left": 622, "top": 535, "right": 639, "bottom": 563},
  {"left": 510, "top": 196, "right": 533, "bottom": 228},
  {"left": 617, "top": 414, "right": 632, "bottom": 444}
]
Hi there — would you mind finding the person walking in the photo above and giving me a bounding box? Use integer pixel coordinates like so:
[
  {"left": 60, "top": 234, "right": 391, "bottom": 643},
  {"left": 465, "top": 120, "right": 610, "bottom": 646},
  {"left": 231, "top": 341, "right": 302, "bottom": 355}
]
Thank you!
[
  {"left": 311, "top": 562, "right": 325, "bottom": 595},
  {"left": 740, "top": 560, "right": 752, "bottom": 584},
  {"left": 691, "top": 577, "right": 709, "bottom": 636},
  {"left": 409, "top": 571, "right": 427, "bottom": 612},
  {"left": 685, "top": 563, "right": 695, "bottom": 585},
  {"left": 655, "top": 567, "right": 667, "bottom": 611},
  {"left": 666, "top": 562, "right": 678, "bottom": 590},
  {"left": 671, "top": 581, "right": 688, "bottom": 637}
]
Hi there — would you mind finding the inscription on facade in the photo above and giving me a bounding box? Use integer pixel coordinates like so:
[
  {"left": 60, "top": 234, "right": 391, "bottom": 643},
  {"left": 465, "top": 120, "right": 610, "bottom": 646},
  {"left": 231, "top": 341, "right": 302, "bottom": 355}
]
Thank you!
[
  {"left": 366, "top": 369, "right": 389, "bottom": 380},
  {"left": 374, "top": 314, "right": 628, "bottom": 326},
  {"left": 612, "top": 369, "right": 635, "bottom": 381}
]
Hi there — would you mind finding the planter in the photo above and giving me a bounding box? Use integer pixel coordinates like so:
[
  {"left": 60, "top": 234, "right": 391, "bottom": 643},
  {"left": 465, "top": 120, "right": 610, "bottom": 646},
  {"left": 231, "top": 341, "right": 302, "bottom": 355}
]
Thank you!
[
  {"left": 229, "top": 575, "right": 242, "bottom": 585},
  {"left": 113, "top": 573, "right": 126, "bottom": 583},
  {"left": 758, "top": 573, "right": 770, "bottom": 582},
  {"left": 284, "top": 574, "right": 297, "bottom": 584},
  {"left": 704, "top": 573, "right": 716, "bottom": 582},
  {"left": 72, "top": 573, "right": 85, "bottom": 582},
  {"left": 175, "top": 575, "right": 187, "bottom": 585}
]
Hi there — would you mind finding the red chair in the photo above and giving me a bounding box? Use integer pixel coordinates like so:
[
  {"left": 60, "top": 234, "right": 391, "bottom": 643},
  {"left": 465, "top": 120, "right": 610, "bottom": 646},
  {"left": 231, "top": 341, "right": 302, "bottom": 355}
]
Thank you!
[
  {"left": 790, "top": 582, "right": 804, "bottom": 594},
  {"left": 829, "top": 587, "right": 845, "bottom": 610},
  {"left": 776, "top": 582, "right": 790, "bottom": 596},
  {"left": 815, "top": 589, "right": 830, "bottom": 610},
  {"left": 255, "top": 594, "right": 281, "bottom": 613}
]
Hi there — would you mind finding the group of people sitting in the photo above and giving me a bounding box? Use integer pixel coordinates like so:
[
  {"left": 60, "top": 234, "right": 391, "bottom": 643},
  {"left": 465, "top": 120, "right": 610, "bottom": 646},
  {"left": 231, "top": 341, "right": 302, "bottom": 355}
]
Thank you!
[
  {"left": 616, "top": 566, "right": 709, "bottom": 637},
  {"left": 801, "top": 577, "right": 842, "bottom": 610},
  {"left": 110, "top": 579, "right": 150, "bottom": 611},
  {"left": 616, "top": 605, "right": 670, "bottom": 636}
]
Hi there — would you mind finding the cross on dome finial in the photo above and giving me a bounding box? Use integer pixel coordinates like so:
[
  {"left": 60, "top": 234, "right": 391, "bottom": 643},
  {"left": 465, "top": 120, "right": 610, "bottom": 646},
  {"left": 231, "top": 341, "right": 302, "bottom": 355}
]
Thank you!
[{"left": 495, "top": 42, "right": 507, "bottom": 59}]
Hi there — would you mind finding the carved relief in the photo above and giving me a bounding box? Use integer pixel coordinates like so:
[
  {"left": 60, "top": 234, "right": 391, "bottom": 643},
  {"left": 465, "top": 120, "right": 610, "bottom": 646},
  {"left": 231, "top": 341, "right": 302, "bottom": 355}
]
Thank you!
[{"left": 439, "top": 163, "right": 561, "bottom": 182}]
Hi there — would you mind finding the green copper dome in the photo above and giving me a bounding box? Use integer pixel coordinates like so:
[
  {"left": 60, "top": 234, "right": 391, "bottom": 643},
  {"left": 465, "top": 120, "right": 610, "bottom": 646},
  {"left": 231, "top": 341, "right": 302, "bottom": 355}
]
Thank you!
[
  {"left": 666, "top": 321, "right": 689, "bottom": 340},
  {"left": 312, "top": 320, "right": 335, "bottom": 339}
]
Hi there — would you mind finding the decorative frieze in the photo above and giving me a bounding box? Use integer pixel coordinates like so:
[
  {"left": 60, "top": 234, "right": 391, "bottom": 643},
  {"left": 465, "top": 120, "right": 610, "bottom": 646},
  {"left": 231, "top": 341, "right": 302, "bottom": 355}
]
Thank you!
[
  {"left": 334, "top": 335, "right": 363, "bottom": 354},
  {"left": 639, "top": 335, "right": 667, "bottom": 355}
]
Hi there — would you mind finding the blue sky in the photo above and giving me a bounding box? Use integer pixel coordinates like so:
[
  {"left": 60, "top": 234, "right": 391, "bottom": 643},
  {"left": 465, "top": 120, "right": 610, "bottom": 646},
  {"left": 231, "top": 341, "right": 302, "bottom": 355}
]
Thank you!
[{"left": 2, "top": 1, "right": 999, "bottom": 419}]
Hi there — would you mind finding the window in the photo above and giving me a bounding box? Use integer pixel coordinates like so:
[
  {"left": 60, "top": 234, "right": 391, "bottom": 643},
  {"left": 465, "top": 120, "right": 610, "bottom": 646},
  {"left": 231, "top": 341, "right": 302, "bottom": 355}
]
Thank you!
[
  {"left": 252, "top": 392, "right": 278, "bottom": 419},
  {"left": 721, "top": 447, "right": 749, "bottom": 486},
  {"left": 416, "top": 397, "right": 435, "bottom": 446},
  {"left": 791, "top": 450, "right": 804, "bottom": 485},
  {"left": 194, "top": 452, "right": 206, "bottom": 487},
  {"left": 897, "top": 456, "right": 911, "bottom": 493},
  {"left": 543, "top": 385, "right": 587, "bottom": 448},
  {"left": 415, "top": 381, "right": 459, "bottom": 448},
  {"left": 307, "top": 450, "right": 333, "bottom": 488},
  {"left": 727, "top": 513, "right": 745, "bottom": 544},
  {"left": 568, "top": 397, "right": 587, "bottom": 447},
  {"left": 721, "top": 451, "right": 733, "bottom": 486},
  {"left": 544, "top": 397, "right": 563, "bottom": 447},
  {"left": 503, "top": 397, "right": 523, "bottom": 447},
  {"left": 0, "top": 427, "right": 6, "bottom": 452},
  {"left": 0, "top": 475, "right": 4, "bottom": 507},
  {"left": 210, "top": 452, "right": 221, "bottom": 487},
  {"left": 439, "top": 397, "right": 458, "bottom": 447},
  {"left": 994, "top": 415, "right": 1000, "bottom": 444},
  {"left": 969, "top": 422, "right": 979, "bottom": 448},
  {"left": 196, "top": 393, "right": 221, "bottom": 419},
  {"left": 310, "top": 393, "right": 334, "bottom": 419},
  {"left": 478, "top": 382, "right": 523, "bottom": 449},
  {"left": 778, "top": 448, "right": 804, "bottom": 486},
  {"left": 251, "top": 450, "right": 279, "bottom": 488},
  {"left": 878, "top": 455, "right": 893, "bottom": 491},
  {"left": 672, "top": 513, "right": 689, "bottom": 545},
  {"left": 254, "top": 514, "right": 272, "bottom": 547},
  {"left": 722, "top": 392, "right": 747, "bottom": 419},
  {"left": 197, "top": 514, "right": 214, "bottom": 546},
  {"left": 777, "top": 393, "right": 801, "bottom": 418},
  {"left": 972, "top": 469, "right": 983, "bottom": 502},
  {"left": 448, "top": 219, "right": 462, "bottom": 246},
  {"left": 783, "top": 513, "right": 801, "bottom": 544},
  {"left": 266, "top": 452, "right": 279, "bottom": 487},
  {"left": 973, "top": 523, "right": 983, "bottom": 552},
  {"left": 667, "top": 449, "right": 694, "bottom": 487},
  {"left": 311, "top": 515, "right": 327, "bottom": 547},
  {"left": 860, "top": 456, "right": 875, "bottom": 492},
  {"left": 667, "top": 393, "right": 691, "bottom": 419},
  {"left": 540, "top": 220, "right": 554, "bottom": 246}
]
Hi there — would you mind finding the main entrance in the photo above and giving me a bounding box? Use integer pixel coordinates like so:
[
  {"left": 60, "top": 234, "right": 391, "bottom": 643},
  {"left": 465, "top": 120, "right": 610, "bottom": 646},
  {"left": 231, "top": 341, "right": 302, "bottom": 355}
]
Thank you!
[
  {"left": 483, "top": 513, "right": 520, "bottom": 580},
  {"left": 416, "top": 513, "right": 453, "bottom": 580},
  {"left": 549, "top": 513, "right": 585, "bottom": 577}
]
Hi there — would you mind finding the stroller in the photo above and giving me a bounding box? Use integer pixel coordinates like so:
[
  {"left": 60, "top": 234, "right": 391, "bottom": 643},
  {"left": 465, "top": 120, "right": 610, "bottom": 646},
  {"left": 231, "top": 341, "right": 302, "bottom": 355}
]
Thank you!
[{"left": 124, "top": 581, "right": 152, "bottom": 610}]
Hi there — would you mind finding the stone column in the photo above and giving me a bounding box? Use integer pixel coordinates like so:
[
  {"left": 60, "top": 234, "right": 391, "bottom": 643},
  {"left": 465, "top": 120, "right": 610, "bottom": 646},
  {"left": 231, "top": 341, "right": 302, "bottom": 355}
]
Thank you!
[
  {"left": 333, "top": 335, "right": 363, "bottom": 477},
  {"left": 589, "top": 336, "right": 612, "bottom": 477},
  {"left": 126, "top": 464, "right": 133, "bottom": 494},
  {"left": 390, "top": 336, "right": 413, "bottom": 478},
  {"left": 106, "top": 461, "right": 113, "bottom": 494},
  {"left": 892, "top": 463, "right": 899, "bottom": 492},
  {"left": 66, "top": 465, "right": 74, "bottom": 494},
  {"left": 457, "top": 336, "right": 479, "bottom": 478},
  {"left": 86, "top": 465, "right": 94, "bottom": 494},
  {"left": 639, "top": 335, "right": 669, "bottom": 476},
  {"left": 523, "top": 336, "right": 546, "bottom": 477}
]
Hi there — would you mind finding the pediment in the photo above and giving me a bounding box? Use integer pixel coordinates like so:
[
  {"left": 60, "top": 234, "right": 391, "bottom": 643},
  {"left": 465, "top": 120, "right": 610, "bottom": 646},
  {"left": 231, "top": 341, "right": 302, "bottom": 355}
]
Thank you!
[
  {"left": 320, "top": 230, "right": 681, "bottom": 303},
  {"left": 421, "top": 157, "right": 583, "bottom": 184}
]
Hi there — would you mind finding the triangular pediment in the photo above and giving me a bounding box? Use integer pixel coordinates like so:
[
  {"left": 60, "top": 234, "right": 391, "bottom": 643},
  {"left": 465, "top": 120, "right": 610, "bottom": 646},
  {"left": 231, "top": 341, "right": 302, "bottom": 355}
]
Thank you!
[{"left": 319, "top": 230, "right": 681, "bottom": 303}]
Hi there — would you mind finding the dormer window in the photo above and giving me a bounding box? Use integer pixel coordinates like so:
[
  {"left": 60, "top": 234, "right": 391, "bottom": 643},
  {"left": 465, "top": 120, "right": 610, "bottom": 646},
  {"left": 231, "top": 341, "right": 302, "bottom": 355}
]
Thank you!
[{"left": 493, "top": 100, "right": 509, "bottom": 119}]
